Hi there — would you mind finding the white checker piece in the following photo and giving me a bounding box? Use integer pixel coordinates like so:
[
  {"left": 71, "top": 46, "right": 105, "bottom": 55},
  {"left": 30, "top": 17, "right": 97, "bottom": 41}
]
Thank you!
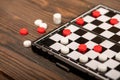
[
  {"left": 100, "top": 40, "right": 115, "bottom": 48},
  {"left": 50, "top": 43, "right": 64, "bottom": 51},
  {"left": 85, "top": 50, "right": 100, "bottom": 59},
  {"left": 102, "top": 49, "right": 117, "bottom": 58},
  {"left": 67, "top": 51, "right": 83, "bottom": 60},
  {"left": 83, "top": 23, "right": 97, "bottom": 31},
  {"left": 50, "top": 34, "right": 64, "bottom": 42},
  {"left": 82, "top": 32, "right": 96, "bottom": 40},
  {"left": 67, "top": 42, "right": 79, "bottom": 50},
  {"left": 98, "top": 23, "right": 112, "bottom": 30},
  {"left": 112, "top": 14, "right": 120, "bottom": 21},
  {"left": 85, "top": 41, "right": 97, "bottom": 49},
  {"left": 83, "top": 15, "right": 95, "bottom": 23},
  {"left": 66, "top": 25, "right": 79, "bottom": 32},
  {"left": 100, "top": 31, "right": 114, "bottom": 38},
  {"left": 104, "top": 59, "right": 119, "bottom": 69},
  {"left": 85, "top": 60, "right": 101, "bottom": 70},
  {"left": 97, "top": 8, "right": 109, "bottom": 15},
  {"left": 97, "top": 15, "right": 110, "bottom": 22},
  {"left": 66, "top": 33, "right": 80, "bottom": 41},
  {"left": 105, "top": 70, "right": 120, "bottom": 80}
]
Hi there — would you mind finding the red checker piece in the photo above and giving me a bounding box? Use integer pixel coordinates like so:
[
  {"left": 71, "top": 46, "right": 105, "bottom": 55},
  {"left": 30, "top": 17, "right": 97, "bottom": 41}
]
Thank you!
[
  {"left": 19, "top": 28, "right": 28, "bottom": 35},
  {"left": 110, "top": 18, "right": 119, "bottom": 25},
  {"left": 94, "top": 45, "right": 102, "bottom": 53},
  {"left": 78, "top": 44, "right": 87, "bottom": 53},
  {"left": 37, "top": 27, "right": 46, "bottom": 34},
  {"left": 92, "top": 10, "right": 101, "bottom": 18},
  {"left": 62, "top": 29, "right": 71, "bottom": 36},
  {"left": 76, "top": 18, "right": 84, "bottom": 25}
]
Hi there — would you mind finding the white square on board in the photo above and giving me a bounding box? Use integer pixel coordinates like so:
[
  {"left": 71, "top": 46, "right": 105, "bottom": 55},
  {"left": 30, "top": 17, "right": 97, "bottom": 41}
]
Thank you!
[
  {"left": 105, "top": 70, "right": 120, "bottom": 80},
  {"left": 100, "top": 31, "right": 114, "bottom": 38},
  {"left": 82, "top": 32, "right": 97, "bottom": 40}
]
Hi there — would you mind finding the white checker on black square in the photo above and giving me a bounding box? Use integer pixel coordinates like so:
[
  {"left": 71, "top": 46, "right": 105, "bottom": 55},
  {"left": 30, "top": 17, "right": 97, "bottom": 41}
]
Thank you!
[
  {"left": 66, "top": 25, "right": 79, "bottom": 32},
  {"left": 114, "top": 22, "right": 120, "bottom": 29},
  {"left": 67, "top": 51, "right": 83, "bottom": 60},
  {"left": 67, "top": 42, "right": 79, "bottom": 50},
  {"left": 50, "top": 43, "right": 64, "bottom": 51},
  {"left": 83, "top": 15, "right": 95, "bottom": 22},
  {"left": 104, "top": 59, "right": 119, "bottom": 69},
  {"left": 105, "top": 70, "right": 120, "bottom": 80},
  {"left": 100, "top": 31, "right": 114, "bottom": 38},
  {"left": 50, "top": 34, "right": 64, "bottom": 42},
  {"left": 97, "top": 15, "right": 110, "bottom": 22},
  {"left": 102, "top": 49, "right": 117, "bottom": 58},
  {"left": 116, "top": 31, "right": 120, "bottom": 36},
  {"left": 85, "top": 50, "right": 100, "bottom": 59},
  {"left": 100, "top": 40, "right": 115, "bottom": 48},
  {"left": 85, "top": 60, "right": 101, "bottom": 70},
  {"left": 112, "top": 14, "right": 120, "bottom": 21},
  {"left": 97, "top": 8, "right": 109, "bottom": 15},
  {"left": 82, "top": 32, "right": 97, "bottom": 40},
  {"left": 98, "top": 23, "right": 112, "bottom": 30},
  {"left": 66, "top": 33, "right": 80, "bottom": 41},
  {"left": 85, "top": 41, "right": 97, "bottom": 49}
]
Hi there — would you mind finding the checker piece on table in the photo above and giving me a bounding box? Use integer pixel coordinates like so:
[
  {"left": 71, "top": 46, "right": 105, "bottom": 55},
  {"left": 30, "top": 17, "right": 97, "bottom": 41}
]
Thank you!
[{"left": 32, "top": 5, "right": 120, "bottom": 80}]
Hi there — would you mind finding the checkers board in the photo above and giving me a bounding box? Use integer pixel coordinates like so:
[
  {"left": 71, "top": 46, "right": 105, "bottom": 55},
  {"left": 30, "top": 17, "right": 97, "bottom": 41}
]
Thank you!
[{"left": 32, "top": 5, "right": 120, "bottom": 80}]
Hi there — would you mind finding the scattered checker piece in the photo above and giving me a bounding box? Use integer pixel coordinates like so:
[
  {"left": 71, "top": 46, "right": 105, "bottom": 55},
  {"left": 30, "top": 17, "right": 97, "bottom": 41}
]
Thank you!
[{"left": 24, "top": 5, "right": 120, "bottom": 80}]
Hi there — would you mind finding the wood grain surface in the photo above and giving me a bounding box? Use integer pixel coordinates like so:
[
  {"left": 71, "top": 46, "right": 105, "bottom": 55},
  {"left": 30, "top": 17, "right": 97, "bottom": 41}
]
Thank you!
[{"left": 0, "top": 0, "right": 120, "bottom": 80}]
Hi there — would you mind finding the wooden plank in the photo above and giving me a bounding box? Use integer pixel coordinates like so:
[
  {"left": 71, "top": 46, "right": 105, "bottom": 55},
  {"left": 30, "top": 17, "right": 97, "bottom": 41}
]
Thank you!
[{"left": 0, "top": 46, "right": 62, "bottom": 80}]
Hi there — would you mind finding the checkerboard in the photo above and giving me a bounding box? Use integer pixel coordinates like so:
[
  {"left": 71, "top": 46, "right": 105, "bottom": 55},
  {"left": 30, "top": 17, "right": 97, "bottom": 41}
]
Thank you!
[{"left": 33, "top": 5, "right": 120, "bottom": 80}]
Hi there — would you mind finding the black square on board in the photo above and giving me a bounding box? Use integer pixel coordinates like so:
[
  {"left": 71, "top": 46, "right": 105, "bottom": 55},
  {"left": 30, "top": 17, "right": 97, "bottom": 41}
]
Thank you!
[
  {"left": 105, "top": 11, "right": 116, "bottom": 17},
  {"left": 115, "top": 64, "right": 120, "bottom": 71},
  {"left": 75, "top": 37, "right": 89, "bottom": 44},
  {"left": 74, "top": 29, "right": 87, "bottom": 36},
  {"left": 91, "top": 36, "right": 105, "bottom": 44},
  {"left": 110, "top": 44, "right": 120, "bottom": 53},
  {"left": 93, "top": 27, "right": 105, "bottom": 34},
  {"left": 108, "top": 27, "right": 120, "bottom": 33},
  {"left": 91, "top": 20, "right": 103, "bottom": 26},
  {"left": 110, "top": 35, "right": 120, "bottom": 42}
]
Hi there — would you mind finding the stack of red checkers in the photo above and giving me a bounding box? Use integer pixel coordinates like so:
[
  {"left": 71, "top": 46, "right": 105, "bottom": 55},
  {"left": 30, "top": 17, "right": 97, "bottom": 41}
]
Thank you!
[
  {"left": 78, "top": 44, "right": 87, "bottom": 53},
  {"left": 92, "top": 10, "right": 101, "bottom": 18},
  {"left": 62, "top": 29, "right": 71, "bottom": 36}
]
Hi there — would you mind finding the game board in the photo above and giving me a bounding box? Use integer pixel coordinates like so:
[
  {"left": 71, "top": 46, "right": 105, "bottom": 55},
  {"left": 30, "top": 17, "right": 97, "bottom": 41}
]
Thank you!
[{"left": 32, "top": 5, "right": 120, "bottom": 80}]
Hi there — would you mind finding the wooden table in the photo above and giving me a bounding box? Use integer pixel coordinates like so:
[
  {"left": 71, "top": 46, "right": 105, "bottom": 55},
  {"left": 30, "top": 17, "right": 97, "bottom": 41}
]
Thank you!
[{"left": 0, "top": 0, "right": 120, "bottom": 80}]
